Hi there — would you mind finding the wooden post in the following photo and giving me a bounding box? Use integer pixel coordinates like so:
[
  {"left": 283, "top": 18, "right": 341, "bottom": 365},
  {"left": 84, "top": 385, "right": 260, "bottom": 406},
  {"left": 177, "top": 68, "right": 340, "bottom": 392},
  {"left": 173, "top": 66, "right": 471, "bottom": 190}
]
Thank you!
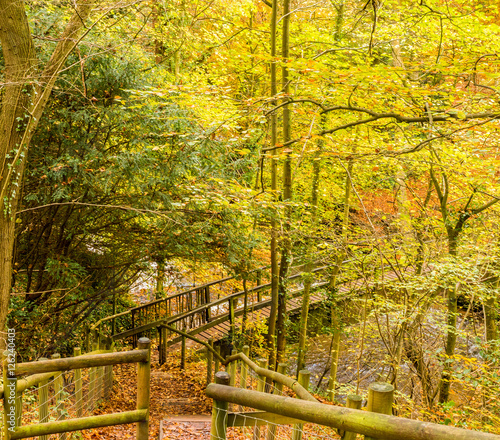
[
  {"left": 341, "top": 395, "right": 363, "bottom": 440},
  {"left": 131, "top": 310, "right": 137, "bottom": 348},
  {"left": 104, "top": 343, "right": 114, "bottom": 400},
  {"left": 180, "top": 335, "right": 186, "bottom": 369},
  {"left": 211, "top": 372, "right": 230, "bottom": 440},
  {"left": 84, "top": 327, "right": 90, "bottom": 353},
  {"left": 112, "top": 290, "right": 117, "bottom": 335},
  {"left": 256, "top": 358, "right": 268, "bottom": 392},
  {"left": 214, "top": 345, "right": 221, "bottom": 373},
  {"left": 73, "top": 348, "right": 83, "bottom": 418},
  {"left": 16, "top": 390, "right": 22, "bottom": 428},
  {"left": 88, "top": 343, "right": 97, "bottom": 412},
  {"left": 205, "top": 286, "right": 211, "bottom": 322},
  {"left": 97, "top": 340, "right": 105, "bottom": 400},
  {"left": 207, "top": 338, "right": 214, "bottom": 386},
  {"left": 253, "top": 358, "right": 268, "bottom": 440},
  {"left": 38, "top": 357, "right": 49, "bottom": 440},
  {"left": 52, "top": 354, "right": 68, "bottom": 440},
  {"left": 160, "top": 326, "right": 167, "bottom": 365},
  {"left": 229, "top": 349, "right": 237, "bottom": 388},
  {"left": 240, "top": 346, "right": 250, "bottom": 389},
  {"left": 291, "top": 370, "right": 311, "bottom": 440},
  {"left": 229, "top": 298, "right": 236, "bottom": 341},
  {"left": 328, "top": 310, "right": 341, "bottom": 402},
  {"left": 365, "top": 382, "right": 394, "bottom": 440},
  {"left": 266, "top": 363, "right": 287, "bottom": 440},
  {"left": 136, "top": 337, "right": 151, "bottom": 440}
]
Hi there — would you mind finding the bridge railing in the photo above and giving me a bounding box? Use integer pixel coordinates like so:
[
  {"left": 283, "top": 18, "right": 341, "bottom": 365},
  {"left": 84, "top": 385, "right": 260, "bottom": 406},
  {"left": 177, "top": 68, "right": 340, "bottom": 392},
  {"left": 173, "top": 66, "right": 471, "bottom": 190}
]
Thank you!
[
  {"left": 90, "top": 264, "right": 273, "bottom": 346},
  {"left": 90, "top": 260, "right": 344, "bottom": 348},
  {"left": 1, "top": 338, "right": 151, "bottom": 440},
  {"left": 206, "top": 349, "right": 500, "bottom": 440}
]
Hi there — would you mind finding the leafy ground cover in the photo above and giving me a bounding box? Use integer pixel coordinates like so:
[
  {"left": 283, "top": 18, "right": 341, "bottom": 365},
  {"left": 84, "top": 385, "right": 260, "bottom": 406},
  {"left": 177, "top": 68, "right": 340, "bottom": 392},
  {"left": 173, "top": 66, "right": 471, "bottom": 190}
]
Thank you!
[{"left": 83, "top": 350, "right": 211, "bottom": 439}]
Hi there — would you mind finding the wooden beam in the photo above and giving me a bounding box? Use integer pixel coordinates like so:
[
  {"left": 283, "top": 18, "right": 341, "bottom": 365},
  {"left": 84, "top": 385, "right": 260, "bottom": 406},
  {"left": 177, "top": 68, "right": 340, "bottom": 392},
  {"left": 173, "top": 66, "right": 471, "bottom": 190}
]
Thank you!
[
  {"left": 228, "top": 411, "right": 303, "bottom": 427},
  {"left": 205, "top": 385, "right": 500, "bottom": 440},
  {"left": 10, "top": 410, "right": 148, "bottom": 439},
  {"left": 16, "top": 350, "right": 148, "bottom": 376}
]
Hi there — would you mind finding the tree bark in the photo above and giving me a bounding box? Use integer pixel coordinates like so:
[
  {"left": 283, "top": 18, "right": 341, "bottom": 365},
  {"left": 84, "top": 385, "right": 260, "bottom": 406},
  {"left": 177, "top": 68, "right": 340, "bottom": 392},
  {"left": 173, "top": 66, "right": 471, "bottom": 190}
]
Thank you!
[
  {"left": 276, "top": 0, "right": 292, "bottom": 364},
  {"left": 296, "top": 114, "right": 323, "bottom": 375},
  {"left": 267, "top": 0, "right": 280, "bottom": 371},
  {"left": 0, "top": 0, "right": 95, "bottom": 344}
]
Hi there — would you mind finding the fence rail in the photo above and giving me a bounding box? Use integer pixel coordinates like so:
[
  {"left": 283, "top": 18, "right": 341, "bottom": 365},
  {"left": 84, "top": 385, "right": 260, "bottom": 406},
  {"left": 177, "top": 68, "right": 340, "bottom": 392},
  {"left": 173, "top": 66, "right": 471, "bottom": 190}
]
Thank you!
[
  {"left": 206, "top": 349, "right": 500, "bottom": 440},
  {"left": 1, "top": 338, "right": 151, "bottom": 440}
]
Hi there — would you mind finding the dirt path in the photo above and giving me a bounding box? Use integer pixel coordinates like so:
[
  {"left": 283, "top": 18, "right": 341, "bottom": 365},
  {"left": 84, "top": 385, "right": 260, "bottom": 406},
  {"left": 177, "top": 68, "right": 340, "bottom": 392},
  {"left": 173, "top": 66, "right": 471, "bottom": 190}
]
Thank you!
[{"left": 83, "top": 350, "right": 212, "bottom": 439}]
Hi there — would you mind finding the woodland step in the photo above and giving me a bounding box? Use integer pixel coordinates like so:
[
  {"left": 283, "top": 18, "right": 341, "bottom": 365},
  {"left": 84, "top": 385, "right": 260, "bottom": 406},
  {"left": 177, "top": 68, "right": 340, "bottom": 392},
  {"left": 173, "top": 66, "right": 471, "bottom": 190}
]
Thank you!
[{"left": 159, "top": 415, "right": 211, "bottom": 440}]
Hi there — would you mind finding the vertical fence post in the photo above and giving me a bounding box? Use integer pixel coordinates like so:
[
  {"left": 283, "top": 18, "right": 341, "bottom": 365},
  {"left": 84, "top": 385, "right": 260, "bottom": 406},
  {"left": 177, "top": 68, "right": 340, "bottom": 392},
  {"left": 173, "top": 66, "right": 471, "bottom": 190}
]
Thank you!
[
  {"left": 211, "top": 372, "right": 230, "bottom": 440},
  {"left": 291, "top": 370, "right": 310, "bottom": 440},
  {"left": 51, "top": 353, "right": 67, "bottom": 440},
  {"left": 205, "top": 286, "right": 211, "bottom": 322},
  {"left": 229, "top": 349, "right": 237, "bottom": 388},
  {"left": 3, "top": 350, "right": 17, "bottom": 440},
  {"left": 267, "top": 364, "right": 286, "bottom": 440},
  {"left": 181, "top": 335, "right": 186, "bottom": 369},
  {"left": 207, "top": 338, "right": 214, "bottom": 386},
  {"left": 341, "top": 395, "right": 363, "bottom": 440},
  {"left": 256, "top": 358, "right": 267, "bottom": 392},
  {"left": 364, "top": 382, "right": 394, "bottom": 440},
  {"left": 229, "top": 298, "right": 235, "bottom": 342},
  {"left": 136, "top": 337, "right": 151, "bottom": 440},
  {"left": 253, "top": 358, "right": 268, "bottom": 440},
  {"left": 160, "top": 326, "right": 167, "bottom": 365},
  {"left": 97, "top": 340, "right": 105, "bottom": 401},
  {"left": 104, "top": 341, "right": 114, "bottom": 400},
  {"left": 37, "top": 357, "right": 49, "bottom": 440},
  {"left": 214, "top": 345, "right": 221, "bottom": 373},
  {"left": 240, "top": 345, "right": 249, "bottom": 389},
  {"left": 16, "top": 390, "right": 22, "bottom": 429},
  {"left": 266, "top": 363, "right": 287, "bottom": 440},
  {"left": 73, "top": 348, "right": 83, "bottom": 418},
  {"left": 88, "top": 343, "right": 98, "bottom": 412}
]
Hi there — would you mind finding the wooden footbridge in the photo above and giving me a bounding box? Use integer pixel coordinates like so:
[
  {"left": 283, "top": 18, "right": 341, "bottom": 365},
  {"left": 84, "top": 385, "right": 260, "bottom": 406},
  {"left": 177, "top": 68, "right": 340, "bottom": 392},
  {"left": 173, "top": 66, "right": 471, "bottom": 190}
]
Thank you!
[{"left": 90, "top": 260, "right": 404, "bottom": 357}]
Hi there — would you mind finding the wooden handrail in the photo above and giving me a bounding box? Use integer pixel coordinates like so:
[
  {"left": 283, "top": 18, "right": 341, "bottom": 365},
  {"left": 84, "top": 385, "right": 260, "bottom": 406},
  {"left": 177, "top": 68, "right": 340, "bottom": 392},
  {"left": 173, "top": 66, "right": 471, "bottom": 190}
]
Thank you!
[
  {"left": 16, "top": 349, "right": 148, "bottom": 376},
  {"left": 161, "top": 324, "right": 225, "bottom": 363},
  {"left": 223, "top": 353, "right": 317, "bottom": 402},
  {"left": 0, "top": 348, "right": 111, "bottom": 397},
  {"left": 10, "top": 410, "right": 148, "bottom": 440},
  {"left": 111, "top": 279, "right": 331, "bottom": 341},
  {"left": 158, "top": 264, "right": 332, "bottom": 325},
  {"left": 92, "top": 260, "right": 336, "bottom": 332},
  {"left": 206, "top": 385, "right": 500, "bottom": 440}
]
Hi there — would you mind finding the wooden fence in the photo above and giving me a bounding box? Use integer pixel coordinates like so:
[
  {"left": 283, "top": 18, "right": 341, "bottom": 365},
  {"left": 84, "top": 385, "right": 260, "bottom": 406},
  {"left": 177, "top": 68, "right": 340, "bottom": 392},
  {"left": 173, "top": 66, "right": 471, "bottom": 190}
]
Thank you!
[
  {"left": 1, "top": 338, "right": 151, "bottom": 440},
  {"left": 206, "top": 348, "right": 500, "bottom": 440}
]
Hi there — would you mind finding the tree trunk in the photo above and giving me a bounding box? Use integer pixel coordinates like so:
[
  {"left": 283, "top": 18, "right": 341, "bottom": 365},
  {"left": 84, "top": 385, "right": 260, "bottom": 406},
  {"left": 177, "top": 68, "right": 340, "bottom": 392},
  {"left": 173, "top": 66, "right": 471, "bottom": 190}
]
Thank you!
[
  {"left": 276, "top": 0, "right": 292, "bottom": 364},
  {"left": 484, "top": 293, "right": 498, "bottom": 343},
  {"left": 296, "top": 114, "right": 323, "bottom": 375},
  {"left": 267, "top": 0, "right": 279, "bottom": 371},
  {"left": 0, "top": 0, "right": 94, "bottom": 343},
  {"left": 0, "top": 0, "right": 37, "bottom": 340},
  {"left": 438, "top": 235, "right": 458, "bottom": 403}
]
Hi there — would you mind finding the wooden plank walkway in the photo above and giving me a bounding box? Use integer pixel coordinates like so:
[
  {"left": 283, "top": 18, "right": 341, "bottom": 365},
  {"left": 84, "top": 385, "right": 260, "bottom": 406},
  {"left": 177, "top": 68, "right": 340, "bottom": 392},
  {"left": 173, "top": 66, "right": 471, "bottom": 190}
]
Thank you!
[{"left": 181, "top": 267, "right": 405, "bottom": 344}]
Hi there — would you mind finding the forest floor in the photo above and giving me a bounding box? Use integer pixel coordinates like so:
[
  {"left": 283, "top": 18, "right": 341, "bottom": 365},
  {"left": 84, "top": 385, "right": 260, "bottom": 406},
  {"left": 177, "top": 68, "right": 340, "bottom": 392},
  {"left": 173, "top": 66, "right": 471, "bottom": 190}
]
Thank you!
[{"left": 82, "top": 349, "right": 213, "bottom": 440}]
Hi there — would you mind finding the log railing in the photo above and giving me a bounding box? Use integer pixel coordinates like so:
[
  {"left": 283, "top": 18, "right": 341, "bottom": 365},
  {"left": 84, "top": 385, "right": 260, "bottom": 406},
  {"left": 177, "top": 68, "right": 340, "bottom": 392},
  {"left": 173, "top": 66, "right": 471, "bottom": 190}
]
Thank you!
[
  {"left": 1, "top": 338, "right": 151, "bottom": 440},
  {"left": 206, "top": 350, "right": 500, "bottom": 440}
]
